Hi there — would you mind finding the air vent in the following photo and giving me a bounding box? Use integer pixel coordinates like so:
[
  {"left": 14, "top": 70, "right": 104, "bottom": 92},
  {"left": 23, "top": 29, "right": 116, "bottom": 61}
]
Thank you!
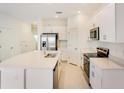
[{"left": 56, "top": 11, "right": 63, "bottom": 14}]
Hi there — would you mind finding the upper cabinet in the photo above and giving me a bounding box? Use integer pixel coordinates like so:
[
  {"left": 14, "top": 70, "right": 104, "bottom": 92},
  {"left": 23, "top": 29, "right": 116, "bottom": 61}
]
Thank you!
[
  {"left": 90, "top": 4, "right": 124, "bottom": 43},
  {"left": 42, "top": 19, "right": 67, "bottom": 40},
  {"left": 42, "top": 26, "right": 67, "bottom": 40},
  {"left": 67, "top": 16, "right": 79, "bottom": 29}
]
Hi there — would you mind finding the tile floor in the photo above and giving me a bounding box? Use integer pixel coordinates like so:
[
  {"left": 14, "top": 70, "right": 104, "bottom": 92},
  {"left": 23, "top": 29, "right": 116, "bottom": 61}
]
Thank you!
[{"left": 58, "top": 62, "right": 90, "bottom": 89}]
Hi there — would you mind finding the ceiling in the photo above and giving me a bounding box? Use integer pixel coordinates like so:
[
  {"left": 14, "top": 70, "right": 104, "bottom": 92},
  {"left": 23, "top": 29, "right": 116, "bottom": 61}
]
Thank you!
[{"left": 0, "top": 3, "right": 107, "bottom": 22}]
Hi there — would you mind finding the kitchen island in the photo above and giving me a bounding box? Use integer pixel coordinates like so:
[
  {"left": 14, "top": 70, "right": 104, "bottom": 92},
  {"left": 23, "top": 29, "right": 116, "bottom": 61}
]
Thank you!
[{"left": 0, "top": 51, "right": 61, "bottom": 89}]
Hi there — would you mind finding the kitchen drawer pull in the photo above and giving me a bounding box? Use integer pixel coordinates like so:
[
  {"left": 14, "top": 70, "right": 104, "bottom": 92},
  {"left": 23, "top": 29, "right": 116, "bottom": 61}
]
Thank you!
[
  {"left": 92, "top": 71, "right": 95, "bottom": 77},
  {"left": 92, "top": 65, "right": 95, "bottom": 69}
]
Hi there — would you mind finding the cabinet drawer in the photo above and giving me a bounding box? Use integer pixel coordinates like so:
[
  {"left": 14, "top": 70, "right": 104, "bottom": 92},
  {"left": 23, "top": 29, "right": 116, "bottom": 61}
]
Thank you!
[{"left": 90, "top": 63, "right": 102, "bottom": 77}]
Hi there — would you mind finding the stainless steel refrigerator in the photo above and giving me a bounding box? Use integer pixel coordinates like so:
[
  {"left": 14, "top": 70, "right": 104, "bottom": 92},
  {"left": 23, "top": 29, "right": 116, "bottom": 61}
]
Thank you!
[{"left": 40, "top": 33, "right": 58, "bottom": 50}]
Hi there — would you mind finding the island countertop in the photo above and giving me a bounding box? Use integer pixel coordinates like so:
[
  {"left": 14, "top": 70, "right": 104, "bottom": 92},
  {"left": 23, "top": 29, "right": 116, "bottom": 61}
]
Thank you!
[{"left": 0, "top": 51, "right": 61, "bottom": 69}]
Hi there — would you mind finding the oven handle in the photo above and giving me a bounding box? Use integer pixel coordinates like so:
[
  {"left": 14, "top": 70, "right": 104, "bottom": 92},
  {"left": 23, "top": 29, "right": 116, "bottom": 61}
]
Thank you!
[{"left": 84, "top": 56, "right": 90, "bottom": 61}]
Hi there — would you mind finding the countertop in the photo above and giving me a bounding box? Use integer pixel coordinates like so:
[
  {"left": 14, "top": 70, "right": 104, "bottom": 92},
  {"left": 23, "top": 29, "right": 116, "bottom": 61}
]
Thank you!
[
  {"left": 90, "top": 58, "right": 124, "bottom": 70},
  {"left": 81, "top": 48, "right": 96, "bottom": 54},
  {"left": 0, "top": 51, "right": 61, "bottom": 69}
]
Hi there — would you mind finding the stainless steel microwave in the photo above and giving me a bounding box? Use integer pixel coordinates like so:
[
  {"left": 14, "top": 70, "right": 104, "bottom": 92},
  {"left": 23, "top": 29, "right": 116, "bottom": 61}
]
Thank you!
[{"left": 90, "top": 27, "right": 99, "bottom": 40}]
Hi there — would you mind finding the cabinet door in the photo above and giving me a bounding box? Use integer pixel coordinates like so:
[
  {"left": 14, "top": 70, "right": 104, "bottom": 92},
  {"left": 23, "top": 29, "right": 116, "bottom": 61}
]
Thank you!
[
  {"left": 99, "top": 4, "right": 115, "bottom": 42},
  {"left": 59, "top": 27, "right": 67, "bottom": 40},
  {"left": 91, "top": 14, "right": 100, "bottom": 28},
  {"left": 53, "top": 27, "right": 67, "bottom": 40},
  {"left": 67, "top": 16, "right": 78, "bottom": 28},
  {"left": 26, "top": 69, "right": 53, "bottom": 89},
  {"left": 0, "top": 28, "right": 17, "bottom": 61},
  {"left": 1, "top": 68, "right": 24, "bottom": 89},
  {"left": 90, "top": 63, "right": 102, "bottom": 89},
  {"left": 43, "top": 26, "right": 52, "bottom": 33}
]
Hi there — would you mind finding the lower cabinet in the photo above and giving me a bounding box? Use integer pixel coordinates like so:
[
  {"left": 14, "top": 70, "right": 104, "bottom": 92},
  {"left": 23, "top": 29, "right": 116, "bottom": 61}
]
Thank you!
[
  {"left": 0, "top": 68, "right": 24, "bottom": 89},
  {"left": 26, "top": 69, "right": 53, "bottom": 89},
  {"left": 90, "top": 62, "right": 124, "bottom": 89},
  {"left": 90, "top": 63, "right": 102, "bottom": 88},
  {"left": 0, "top": 66, "right": 59, "bottom": 89}
]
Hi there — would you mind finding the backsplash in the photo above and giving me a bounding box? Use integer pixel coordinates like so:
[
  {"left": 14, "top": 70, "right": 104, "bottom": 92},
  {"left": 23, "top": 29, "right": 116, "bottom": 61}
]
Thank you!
[
  {"left": 98, "top": 42, "right": 124, "bottom": 59},
  {"left": 88, "top": 42, "right": 124, "bottom": 64}
]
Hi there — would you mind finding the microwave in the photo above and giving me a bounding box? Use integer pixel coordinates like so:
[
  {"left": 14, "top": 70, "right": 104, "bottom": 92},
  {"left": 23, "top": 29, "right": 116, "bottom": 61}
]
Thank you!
[{"left": 90, "top": 27, "right": 99, "bottom": 40}]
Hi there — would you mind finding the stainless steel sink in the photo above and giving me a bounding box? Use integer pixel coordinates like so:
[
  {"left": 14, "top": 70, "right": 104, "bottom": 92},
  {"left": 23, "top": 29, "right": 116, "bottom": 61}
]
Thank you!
[{"left": 44, "top": 53, "right": 57, "bottom": 58}]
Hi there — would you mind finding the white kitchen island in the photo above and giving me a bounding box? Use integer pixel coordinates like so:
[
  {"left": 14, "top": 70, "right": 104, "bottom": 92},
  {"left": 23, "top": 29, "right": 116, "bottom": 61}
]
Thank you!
[{"left": 0, "top": 51, "right": 61, "bottom": 89}]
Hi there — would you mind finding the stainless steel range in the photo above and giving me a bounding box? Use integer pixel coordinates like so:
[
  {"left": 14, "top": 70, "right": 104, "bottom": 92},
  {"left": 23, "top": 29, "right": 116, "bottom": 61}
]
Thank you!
[{"left": 83, "top": 47, "right": 109, "bottom": 85}]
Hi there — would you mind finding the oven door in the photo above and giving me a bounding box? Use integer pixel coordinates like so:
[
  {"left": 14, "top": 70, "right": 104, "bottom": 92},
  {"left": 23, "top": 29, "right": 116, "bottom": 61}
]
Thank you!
[{"left": 83, "top": 56, "right": 90, "bottom": 78}]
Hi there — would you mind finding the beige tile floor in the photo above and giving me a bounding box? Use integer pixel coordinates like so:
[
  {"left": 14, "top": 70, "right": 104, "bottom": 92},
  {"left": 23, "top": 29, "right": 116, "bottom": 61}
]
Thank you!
[{"left": 58, "top": 62, "right": 90, "bottom": 89}]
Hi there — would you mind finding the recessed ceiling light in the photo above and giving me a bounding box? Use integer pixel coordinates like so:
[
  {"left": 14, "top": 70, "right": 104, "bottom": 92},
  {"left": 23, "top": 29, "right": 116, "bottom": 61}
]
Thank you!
[
  {"left": 78, "top": 11, "right": 81, "bottom": 14},
  {"left": 55, "top": 15, "right": 58, "bottom": 18}
]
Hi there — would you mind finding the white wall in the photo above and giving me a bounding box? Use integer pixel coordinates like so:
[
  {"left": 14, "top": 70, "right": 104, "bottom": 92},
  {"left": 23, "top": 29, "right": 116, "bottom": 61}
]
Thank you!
[{"left": 0, "top": 13, "right": 36, "bottom": 62}]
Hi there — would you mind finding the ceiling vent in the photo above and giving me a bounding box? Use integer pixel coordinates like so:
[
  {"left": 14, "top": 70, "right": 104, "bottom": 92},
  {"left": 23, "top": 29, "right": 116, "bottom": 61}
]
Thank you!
[{"left": 56, "top": 11, "right": 63, "bottom": 14}]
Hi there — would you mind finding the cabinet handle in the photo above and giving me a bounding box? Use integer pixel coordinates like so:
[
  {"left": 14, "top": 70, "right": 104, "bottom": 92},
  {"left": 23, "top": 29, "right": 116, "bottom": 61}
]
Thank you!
[
  {"left": 92, "top": 71, "right": 95, "bottom": 78},
  {"left": 92, "top": 65, "right": 95, "bottom": 69},
  {"left": 24, "top": 69, "right": 26, "bottom": 89},
  {"left": 103, "top": 35, "right": 107, "bottom": 40},
  {"left": 75, "top": 48, "right": 78, "bottom": 50}
]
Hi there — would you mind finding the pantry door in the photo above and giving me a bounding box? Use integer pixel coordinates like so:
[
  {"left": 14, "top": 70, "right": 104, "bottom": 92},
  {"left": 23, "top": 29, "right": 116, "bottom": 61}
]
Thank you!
[{"left": 67, "top": 28, "right": 81, "bottom": 66}]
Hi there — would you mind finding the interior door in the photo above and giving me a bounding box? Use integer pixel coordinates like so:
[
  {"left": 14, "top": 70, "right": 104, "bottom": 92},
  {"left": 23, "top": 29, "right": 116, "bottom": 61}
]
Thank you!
[{"left": 67, "top": 28, "right": 81, "bottom": 66}]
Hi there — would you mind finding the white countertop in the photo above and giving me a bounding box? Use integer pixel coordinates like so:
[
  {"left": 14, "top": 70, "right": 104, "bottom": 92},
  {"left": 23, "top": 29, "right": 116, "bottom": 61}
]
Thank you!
[
  {"left": 0, "top": 51, "right": 61, "bottom": 69},
  {"left": 90, "top": 58, "right": 124, "bottom": 69},
  {"left": 81, "top": 48, "right": 96, "bottom": 54}
]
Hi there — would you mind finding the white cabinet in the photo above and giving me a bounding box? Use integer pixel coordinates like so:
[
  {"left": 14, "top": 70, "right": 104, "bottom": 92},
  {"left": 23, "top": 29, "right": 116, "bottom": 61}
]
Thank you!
[
  {"left": 90, "top": 62, "right": 102, "bottom": 88},
  {"left": 67, "top": 16, "right": 78, "bottom": 28},
  {"left": 90, "top": 58, "right": 124, "bottom": 89},
  {"left": 42, "top": 26, "right": 67, "bottom": 40},
  {"left": 0, "top": 68, "right": 24, "bottom": 89},
  {"left": 43, "top": 26, "right": 52, "bottom": 33},
  {"left": 26, "top": 69, "right": 53, "bottom": 89},
  {"left": 91, "top": 4, "right": 124, "bottom": 42},
  {"left": 98, "top": 4, "right": 115, "bottom": 42}
]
